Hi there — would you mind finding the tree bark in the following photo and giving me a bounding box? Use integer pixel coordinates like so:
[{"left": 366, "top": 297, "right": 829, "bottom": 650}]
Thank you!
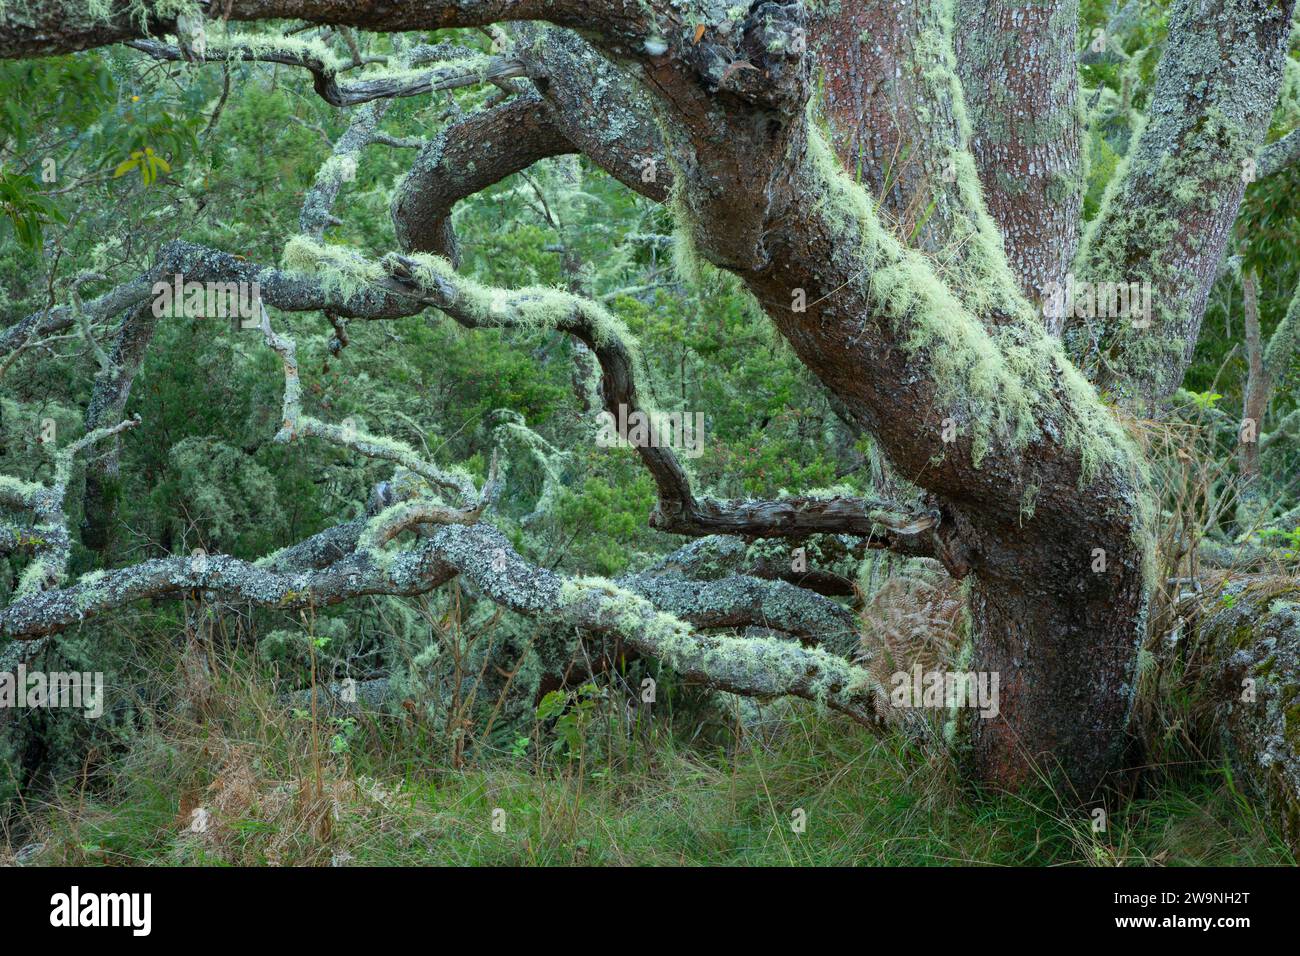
[
  {"left": 954, "top": 0, "right": 1083, "bottom": 318},
  {"left": 619, "top": 12, "right": 1150, "bottom": 791},
  {"left": 1072, "top": 0, "right": 1296, "bottom": 401},
  {"left": 1188, "top": 578, "right": 1300, "bottom": 854}
]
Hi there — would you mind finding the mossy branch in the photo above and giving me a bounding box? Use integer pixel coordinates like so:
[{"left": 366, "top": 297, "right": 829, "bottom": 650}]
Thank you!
[
  {"left": 258, "top": 304, "right": 481, "bottom": 508},
  {"left": 125, "top": 36, "right": 522, "bottom": 107},
  {"left": 0, "top": 415, "right": 140, "bottom": 596},
  {"left": 279, "top": 238, "right": 943, "bottom": 550},
  {"left": 0, "top": 520, "right": 879, "bottom": 738}
]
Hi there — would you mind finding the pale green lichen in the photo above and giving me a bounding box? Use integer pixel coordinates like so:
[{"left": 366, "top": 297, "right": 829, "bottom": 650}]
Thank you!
[
  {"left": 805, "top": 126, "right": 1140, "bottom": 486},
  {"left": 803, "top": 121, "right": 1158, "bottom": 601},
  {"left": 315, "top": 154, "right": 357, "bottom": 185},
  {"left": 73, "top": 570, "right": 109, "bottom": 611},
  {"left": 1074, "top": 107, "right": 1250, "bottom": 396},
  {"left": 353, "top": 58, "right": 488, "bottom": 88},
  {"left": 201, "top": 30, "right": 344, "bottom": 71},
  {"left": 0, "top": 475, "right": 41, "bottom": 506},
  {"left": 668, "top": 179, "right": 708, "bottom": 289},
  {"left": 281, "top": 235, "right": 385, "bottom": 300},
  {"left": 394, "top": 250, "right": 632, "bottom": 348},
  {"left": 907, "top": 1, "right": 1032, "bottom": 320},
  {"left": 559, "top": 576, "right": 876, "bottom": 710},
  {"left": 1073, "top": 0, "right": 1287, "bottom": 401},
  {"left": 492, "top": 412, "right": 567, "bottom": 518},
  {"left": 23, "top": 0, "right": 201, "bottom": 31},
  {"left": 358, "top": 501, "right": 416, "bottom": 557},
  {"left": 15, "top": 556, "right": 56, "bottom": 596},
  {"left": 396, "top": 251, "right": 689, "bottom": 440},
  {"left": 280, "top": 237, "right": 684, "bottom": 487},
  {"left": 1264, "top": 279, "right": 1300, "bottom": 376}
]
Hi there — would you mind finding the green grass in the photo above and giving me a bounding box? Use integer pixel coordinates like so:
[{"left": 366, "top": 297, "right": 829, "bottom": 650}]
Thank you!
[{"left": 5, "top": 663, "right": 1292, "bottom": 866}]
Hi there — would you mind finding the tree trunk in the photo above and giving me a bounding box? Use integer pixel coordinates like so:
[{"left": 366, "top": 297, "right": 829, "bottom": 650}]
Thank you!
[
  {"left": 1188, "top": 577, "right": 1300, "bottom": 853},
  {"left": 725, "top": 134, "right": 1151, "bottom": 796}
]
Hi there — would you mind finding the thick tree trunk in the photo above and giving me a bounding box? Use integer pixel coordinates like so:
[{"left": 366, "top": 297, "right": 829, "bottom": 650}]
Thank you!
[
  {"left": 800, "top": 0, "right": 1138, "bottom": 792},
  {"left": 954, "top": 0, "right": 1083, "bottom": 318},
  {"left": 717, "top": 134, "right": 1150, "bottom": 796},
  {"left": 962, "top": 552, "right": 1146, "bottom": 792}
]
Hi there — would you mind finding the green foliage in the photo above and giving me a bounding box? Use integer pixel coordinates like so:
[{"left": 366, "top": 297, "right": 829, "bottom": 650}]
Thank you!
[
  {"left": 1256, "top": 525, "right": 1300, "bottom": 558},
  {"left": 160, "top": 437, "right": 286, "bottom": 552},
  {"left": 12, "top": 681, "right": 1291, "bottom": 866},
  {"left": 535, "top": 683, "right": 603, "bottom": 759},
  {"left": 0, "top": 167, "right": 67, "bottom": 249},
  {"left": 111, "top": 145, "right": 170, "bottom": 186}
]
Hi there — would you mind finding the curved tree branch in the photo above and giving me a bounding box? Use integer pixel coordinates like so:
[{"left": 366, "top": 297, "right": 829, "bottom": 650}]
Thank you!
[
  {"left": 1256, "top": 128, "right": 1300, "bottom": 181},
  {"left": 0, "top": 0, "right": 580, "bottom": 59},
  {"left": 125, "top": 36, "right": 523, "bottom": 107},
  {"left": 392, "top": 94, "right": 574, "bottom": 262}
]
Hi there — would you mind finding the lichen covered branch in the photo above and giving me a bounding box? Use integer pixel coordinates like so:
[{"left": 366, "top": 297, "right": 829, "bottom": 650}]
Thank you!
[
  {"left": 259, "top": 303, "right": 482, "bottom": 509},
  {"left": 126, "top": 36, "right": 523, "bottom": 107},
  {"left": 0, "top": 516, "right": 886, "bottom": 734},
  {"left": 0, "top": 415, "right": 141, "bottom": 597}
]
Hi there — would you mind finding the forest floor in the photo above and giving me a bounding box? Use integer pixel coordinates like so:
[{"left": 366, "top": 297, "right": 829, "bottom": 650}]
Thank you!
[{"left": 2, "top": 655, "right": 1292, "bottom": 867}]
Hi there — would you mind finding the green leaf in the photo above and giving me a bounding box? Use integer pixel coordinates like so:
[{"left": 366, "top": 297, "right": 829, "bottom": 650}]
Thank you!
[{"left": 113, "top": 154, "right": 140, "bottom": 178}]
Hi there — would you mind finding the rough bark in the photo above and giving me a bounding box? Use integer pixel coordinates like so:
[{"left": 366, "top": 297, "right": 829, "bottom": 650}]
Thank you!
[
  {"left": 954, "top": 0, "right": 1083, "bottom": 319},
  {"left": 1072, "top": 0, "right": 1297, "bottom": 401},
  {"left": 589, "top": 7, "right": 1150, "bottom": 792},
  {"left": 393, "top": 95, "right": 573, "bottom": 263},
  {"left": 1190, "top": 578, "right": 1300, "bottom": 853},
  {"left": 811, "top": 0, "right": 1034, "bottom": 327},
  {"left": 0, "top": 520, "right": 891, "bottom": 729},
  {"left": 0, "top": 0, "right": 571, "bottom": 59},
  {"left": 1, "top": 0, "right": 1289, "bottom": 802}
]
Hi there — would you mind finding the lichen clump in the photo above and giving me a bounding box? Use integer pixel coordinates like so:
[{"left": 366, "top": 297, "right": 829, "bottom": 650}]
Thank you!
[
  {"left": 559, "top": 576, "right": 876, "bottom": 709},
  {"left": 396, "top": 250, "right": 633, "bottom": 348},
  {"left": 281, "top": 235, "right": 385, "bottom": 301},
  {"left": 805, "top": 126, "right": 1140, "bottom": 486}
]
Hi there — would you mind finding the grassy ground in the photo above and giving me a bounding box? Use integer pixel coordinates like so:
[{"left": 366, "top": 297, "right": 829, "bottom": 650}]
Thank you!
[{"left": 2, "top": 654, "right": 1292, "bottom": 867}]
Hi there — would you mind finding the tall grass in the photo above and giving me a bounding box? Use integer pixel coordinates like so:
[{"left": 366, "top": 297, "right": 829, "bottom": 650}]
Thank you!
[{"left": 2, "top": 639, "right": 1290, "bottom": 866}]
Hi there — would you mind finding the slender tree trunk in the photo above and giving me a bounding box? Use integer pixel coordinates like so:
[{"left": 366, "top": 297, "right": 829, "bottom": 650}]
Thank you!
[{"left": 81, "top": 303, "right": 157, "bottom": 554}]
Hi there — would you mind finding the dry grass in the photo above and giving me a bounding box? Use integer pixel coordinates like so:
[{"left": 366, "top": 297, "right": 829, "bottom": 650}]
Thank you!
[{"left": 858, "top": 557, "right": 963, "bottom": 689}]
